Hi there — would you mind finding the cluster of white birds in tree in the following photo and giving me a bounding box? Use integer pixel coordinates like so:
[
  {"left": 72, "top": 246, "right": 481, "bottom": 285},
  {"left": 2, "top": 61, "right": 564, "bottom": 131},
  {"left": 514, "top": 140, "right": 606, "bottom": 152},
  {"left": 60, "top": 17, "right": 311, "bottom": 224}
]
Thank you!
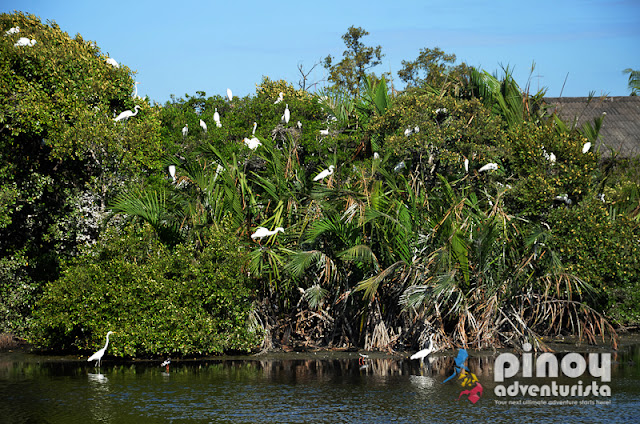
[
  {"left": 404, "top": 126, "right": 420, "bottom": 137},
  {"left": 5, "top": 26, "right": 36, "bottom": 47}
]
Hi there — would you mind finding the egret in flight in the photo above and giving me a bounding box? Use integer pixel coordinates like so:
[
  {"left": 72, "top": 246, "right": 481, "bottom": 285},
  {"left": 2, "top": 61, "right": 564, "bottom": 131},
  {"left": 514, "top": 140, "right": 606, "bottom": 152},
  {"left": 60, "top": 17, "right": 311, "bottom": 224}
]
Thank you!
[
  {"left": 114, "top": 105, "right": 141, "bottom": 122},
  {"left": 313, "top": 165, "right": 335, "bottom": 182},
  {"left": 88, "top": 331, "right": 115, "bottom": 367}
]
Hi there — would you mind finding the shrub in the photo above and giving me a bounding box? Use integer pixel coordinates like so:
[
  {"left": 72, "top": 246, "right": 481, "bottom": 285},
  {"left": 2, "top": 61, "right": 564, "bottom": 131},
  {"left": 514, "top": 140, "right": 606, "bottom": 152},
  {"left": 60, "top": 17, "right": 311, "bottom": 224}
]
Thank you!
[{"left": 31, "top": 224, "right": 260, "bottom": 356}]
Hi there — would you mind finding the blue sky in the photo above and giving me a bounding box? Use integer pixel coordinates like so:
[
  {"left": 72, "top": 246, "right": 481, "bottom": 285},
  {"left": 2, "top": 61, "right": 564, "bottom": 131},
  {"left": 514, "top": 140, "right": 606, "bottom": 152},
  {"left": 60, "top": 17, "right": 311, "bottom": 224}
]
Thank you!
[{"left": 4, "top": 0, "right": 639, "bottom": 104}]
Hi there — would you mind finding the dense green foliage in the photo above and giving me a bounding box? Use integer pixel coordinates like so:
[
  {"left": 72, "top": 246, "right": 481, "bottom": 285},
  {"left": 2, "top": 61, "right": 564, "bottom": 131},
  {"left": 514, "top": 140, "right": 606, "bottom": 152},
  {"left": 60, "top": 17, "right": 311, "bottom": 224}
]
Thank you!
[
  {"left": 31, "top": 224, "right": 259, "bottom": 356},
  {"left": 0, "top": 12, "right": 164, "bottom": 334},
  {"left": 1, "top": 14, "right": 638, "bottom": 356}
]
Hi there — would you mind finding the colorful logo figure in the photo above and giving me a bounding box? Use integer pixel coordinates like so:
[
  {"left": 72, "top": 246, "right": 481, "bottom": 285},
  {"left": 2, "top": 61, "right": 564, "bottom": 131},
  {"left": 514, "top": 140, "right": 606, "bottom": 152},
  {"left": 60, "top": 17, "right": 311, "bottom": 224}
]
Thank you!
[{"left": 443, "top": 349, "right": 483, "bottom": 404}]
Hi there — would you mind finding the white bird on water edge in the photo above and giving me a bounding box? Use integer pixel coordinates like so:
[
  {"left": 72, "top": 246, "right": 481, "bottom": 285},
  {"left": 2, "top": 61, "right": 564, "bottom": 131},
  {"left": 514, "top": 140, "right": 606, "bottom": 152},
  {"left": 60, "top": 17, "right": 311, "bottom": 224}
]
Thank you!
[
  {"left": 410, "top": 334, "right": 436, "bottom": 364},
  {"left": 88, "top": 331, "right": 115, "bottom": 367}
]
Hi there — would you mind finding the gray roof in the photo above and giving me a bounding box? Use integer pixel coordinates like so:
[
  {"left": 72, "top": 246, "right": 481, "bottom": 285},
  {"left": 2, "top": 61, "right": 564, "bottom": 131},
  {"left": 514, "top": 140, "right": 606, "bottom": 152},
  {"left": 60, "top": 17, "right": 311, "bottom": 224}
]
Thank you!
[{"left": 544, "top": 96, "right": 640, "bottom": 158}]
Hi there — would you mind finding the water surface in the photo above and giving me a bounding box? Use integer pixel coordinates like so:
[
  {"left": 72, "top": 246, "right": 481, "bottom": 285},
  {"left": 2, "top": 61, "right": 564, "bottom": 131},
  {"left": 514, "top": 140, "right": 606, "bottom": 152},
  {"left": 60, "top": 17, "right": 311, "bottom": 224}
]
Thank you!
[{"left": 1, "top": 342, "right": 638, "bottom": 423}]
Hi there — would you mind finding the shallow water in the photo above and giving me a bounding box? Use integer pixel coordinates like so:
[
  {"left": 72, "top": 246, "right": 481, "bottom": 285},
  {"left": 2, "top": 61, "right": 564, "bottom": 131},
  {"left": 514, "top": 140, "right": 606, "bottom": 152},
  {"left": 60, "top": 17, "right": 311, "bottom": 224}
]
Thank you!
[{"left": 1, "top": 342, "right": 639, "bottom": 423}]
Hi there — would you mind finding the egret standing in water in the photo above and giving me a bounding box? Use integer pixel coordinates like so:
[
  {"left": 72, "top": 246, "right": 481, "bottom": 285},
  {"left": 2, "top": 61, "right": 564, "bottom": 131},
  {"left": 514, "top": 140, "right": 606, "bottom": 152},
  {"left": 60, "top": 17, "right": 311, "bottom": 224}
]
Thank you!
[
  {"left": 410, "top": 334, "right": 436, "bottom": 365},
  {"left": 88, "top": 331, "right": 115, "bottom": 368}
]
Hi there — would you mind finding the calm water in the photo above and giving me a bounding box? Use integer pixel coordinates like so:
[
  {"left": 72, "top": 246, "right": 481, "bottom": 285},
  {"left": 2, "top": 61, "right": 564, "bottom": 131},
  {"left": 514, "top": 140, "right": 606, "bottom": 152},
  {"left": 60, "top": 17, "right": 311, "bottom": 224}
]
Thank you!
[{"left": 1, "top": 343, "right": 639, "bottom": 423}]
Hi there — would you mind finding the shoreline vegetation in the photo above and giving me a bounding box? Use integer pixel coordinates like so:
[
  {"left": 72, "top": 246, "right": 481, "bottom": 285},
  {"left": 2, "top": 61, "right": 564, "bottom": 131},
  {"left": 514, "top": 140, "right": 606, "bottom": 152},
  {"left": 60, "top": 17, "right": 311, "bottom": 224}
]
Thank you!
[{"left": 1, "top": 12, "right": 639, "bottom": 359}]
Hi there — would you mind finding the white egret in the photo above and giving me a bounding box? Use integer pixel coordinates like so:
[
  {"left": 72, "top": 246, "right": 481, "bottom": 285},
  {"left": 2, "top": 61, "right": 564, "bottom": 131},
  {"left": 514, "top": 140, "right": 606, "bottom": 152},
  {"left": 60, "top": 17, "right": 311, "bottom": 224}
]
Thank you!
[
  {"left": 394, "top": 161, "right": 406, "bottom": 172},
  {"left": 244, "top": 137, "right": 261, "bottom": 150},
  {"left": 252, "top": 121, "right": 257, "bottom": 135},
  {"left": 213, "top": 108, "right": 222, "bottom": 128},
  {"left": 410, "top": 334, "right": 436, "bottom": 364},
  {"left": 251, "top": 227, "right": 284, "bottom": 242},
  {"left": 319, "top": 129, "right": 329, "bottom": 136},
  {"left": 114, "top": 105, "right": 141, "bottom": 122},
  {"left": 404, "top": 128, "right": 412, "bottom": 137},
  {"left": 226, "top": 88, "right": 233, "bottom": 101},
  {"left": 464, "top": 158, "right": 469, "bottom": 173},
  {"left": 373, "top": 152, "right": 380, "bottom": 160},
  {"left": 87, "top": 331, "right": 115, "bottom": 367},
  {"left": 161, "top": 358, "right": 171, "bottom": 369},
  {"left": 5, "top": 27, "right": 19, "bottom": 35},
  {"left": 200, "top": 119, "right": 207, "bottom": 133},
  {"left": 313, "top": 165, "right": 335, "bottom": 181},
  {"left": 478, "top": 163, "right": 498, "bottom": 172},
  {"left": 14, "top": 37, "right": 36, "bottom": 47},
  {"left": 274, "top": 92, "right": 284, "bottom": 104},
  {"left": 105, "top": 57, "right": 119, "bottom": 68},
  {"left": 296, "top": 121, "right": 302, "bottom": 130},
  {"left": 554, "top": 194, "right": 572, "bottom": 205},
  {"left": 282, "top": 104, "right": 290, "bottom": 124},
  {"left": 182, "top": 124, "right": 188, "bottom": 137},
  {"left": 168, "top": 165, "right": 176, "bottom": 182},
  {"left": 414, "top": 126, "right": 420, "bottom": 133},
  {"left": 133, "top": 82, "right": 141, "bottom": 99},
  {"left": 582, "top": 142, "right": 591, "bottom": 154}
]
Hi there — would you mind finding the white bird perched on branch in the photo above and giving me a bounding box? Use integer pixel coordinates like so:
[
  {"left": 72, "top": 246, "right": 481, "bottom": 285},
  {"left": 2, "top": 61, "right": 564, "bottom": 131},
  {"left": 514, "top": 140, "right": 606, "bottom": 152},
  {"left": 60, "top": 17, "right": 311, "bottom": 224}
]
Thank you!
[
  {"left": 105, "top": 57, "right": 119, "bottom": 68},
  {"left": 282, "top": 104, "right": 290, "bottom": 124},
  {"left": 274, "top": 92, "right": 284, "bottom": 104},
  {"left": 114, "top": 105, "right": 140, "bottom": 122},
  {"left": 182, "top": 124, "right": 188, "bottom": 137},
  {"left": 200, "top": 119, "right": 207, "bottom": 133},
  {"left": 226, "top": 88, "right": 233, "bottom": 101},
  {"left": 14, "top": 37, "right": 36, "bottom": 47},
  {"left": 213, "top": 108, "right": 221, "bottom": 128},
  {"left": 5, "top": 27, "right": 19, "bottom": 35},
  {"left": 251, "top": 227, "right": 284, "bottom": 242},
  {"left": 88, "top": 331, "right": 115, "bottom": 367},
  {"left": 313, "top": 165, "right": 334, "bottom": 182},
  {"left": 168, "top": 165, "right": 176, "bottom": 182},
  {"left": 410, "top": 334, "right": 436, "bottom": 364},
  {"left": 244, "top": 136, "right": 261, "bottom": 150},
  {"left": 478, "top": 162, "right": 498, "bottom": 172},
  {"left": 582, "top": 141, "right": 591, "bottom": 154}
]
